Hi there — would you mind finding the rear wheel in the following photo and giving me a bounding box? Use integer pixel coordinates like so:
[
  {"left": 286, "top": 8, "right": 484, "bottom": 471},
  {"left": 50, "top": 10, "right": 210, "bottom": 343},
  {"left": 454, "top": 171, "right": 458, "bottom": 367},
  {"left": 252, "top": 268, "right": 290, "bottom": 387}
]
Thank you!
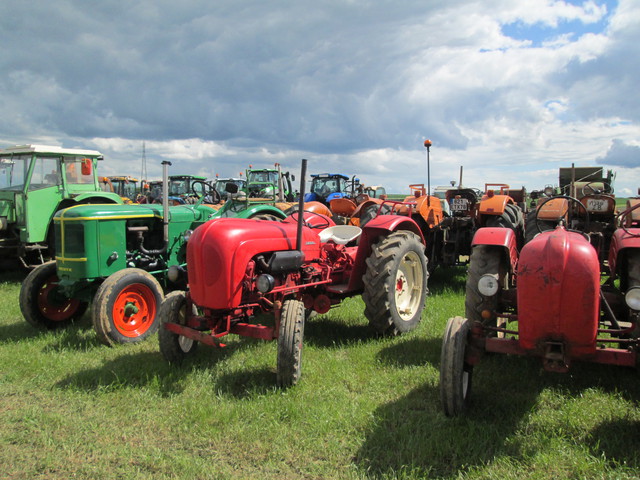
[
  {"left": 19, "top": 261, "right": 88, "bottom": 329},
  {"left": 359, "top": 203, "right": 391, "bottom": 228},
  {"left": 249, "top": 213, "right": 281, "bottom": 221},
  {"left": 524, "top": 208, "right": 554, "bottom": 244},
  {"left": 363, "top": 231, "right": 428, "bottom": 335},
  {"left": 440, "top": 316, "right": 473, "bottom": 417},
  {"left": 92, "top": 269, "right": 164, "bottom": 346},
  {"left": 158, "top": 291, "right": 198, "bottom": 363},
  {"left": 277, "top": 299, "right": 305, "bottom": 388},
  {"left": 465, "top": 245, "right": 507, "bottom": 328},
  {"left": 485, "top": 203, "right": 523, "bottom": 232}
]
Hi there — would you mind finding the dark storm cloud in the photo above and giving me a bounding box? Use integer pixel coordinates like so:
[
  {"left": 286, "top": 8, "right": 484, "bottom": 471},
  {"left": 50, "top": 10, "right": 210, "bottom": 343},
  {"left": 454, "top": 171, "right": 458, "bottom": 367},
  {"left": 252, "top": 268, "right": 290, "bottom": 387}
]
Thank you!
[
  {"left": 0, "top": 0, "right": 459, "bottom": 153},
  {"left": 597, "top": 138, "right": 640, "bottom": 168}
]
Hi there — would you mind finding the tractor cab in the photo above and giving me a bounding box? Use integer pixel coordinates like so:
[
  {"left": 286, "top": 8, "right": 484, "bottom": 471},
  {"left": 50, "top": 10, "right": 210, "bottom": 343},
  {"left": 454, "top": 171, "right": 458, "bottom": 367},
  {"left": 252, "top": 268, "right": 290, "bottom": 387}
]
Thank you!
[
  {"left": 245, "top": 164, "right": 294, "bottom": 202},
  {"left": 304, "top": 173, "right": 353, "bottom": 205}
]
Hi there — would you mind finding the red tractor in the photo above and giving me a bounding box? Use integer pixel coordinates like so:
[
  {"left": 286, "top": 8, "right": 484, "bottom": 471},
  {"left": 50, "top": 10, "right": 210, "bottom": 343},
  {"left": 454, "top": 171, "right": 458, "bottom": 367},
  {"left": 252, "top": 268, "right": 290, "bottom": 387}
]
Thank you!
[
  {"left": 158, "top": 161, "right": 430, "bottom": 387},
  {"left": 440, "top": 195, "right": 640, "bottom": 416}
]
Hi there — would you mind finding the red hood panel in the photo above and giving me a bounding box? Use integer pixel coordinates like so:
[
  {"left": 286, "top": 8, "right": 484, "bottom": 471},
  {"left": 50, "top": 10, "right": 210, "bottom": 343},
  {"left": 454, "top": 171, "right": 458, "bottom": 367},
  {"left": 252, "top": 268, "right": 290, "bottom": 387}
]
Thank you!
[{"left": 517, "top": 228, "right": 599, "bottom": 356}]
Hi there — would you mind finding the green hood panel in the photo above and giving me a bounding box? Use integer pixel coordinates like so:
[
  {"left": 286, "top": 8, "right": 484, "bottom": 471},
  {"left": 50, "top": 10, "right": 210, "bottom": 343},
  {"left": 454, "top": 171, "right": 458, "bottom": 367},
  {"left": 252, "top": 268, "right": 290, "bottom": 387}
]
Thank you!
[{"left": 55, "top": 202, "right": 214, "bottom": 223}]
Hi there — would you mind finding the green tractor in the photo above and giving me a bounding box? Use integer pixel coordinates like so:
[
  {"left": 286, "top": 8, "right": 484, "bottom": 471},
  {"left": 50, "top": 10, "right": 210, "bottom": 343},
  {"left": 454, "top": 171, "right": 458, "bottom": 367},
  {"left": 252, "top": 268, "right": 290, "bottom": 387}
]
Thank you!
[
  {"left": 245, "top": 163, "right": 295, "bottom": 202},
  {"left": 19, "top": 162, "right": 290, "bottom": 345},
  {"left": 0, "top": 144, "right": 123, "bottom": 268}
]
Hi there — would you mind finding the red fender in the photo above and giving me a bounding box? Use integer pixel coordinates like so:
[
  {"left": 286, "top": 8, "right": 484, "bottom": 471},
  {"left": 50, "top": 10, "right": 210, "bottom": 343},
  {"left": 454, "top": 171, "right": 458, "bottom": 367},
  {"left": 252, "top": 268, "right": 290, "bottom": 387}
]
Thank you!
[
  {"left": 471, "top": 227, "right": 518, "bottom": 272},
  {"left": 609, "top": 228, "right": 640, "bottom": 279}
]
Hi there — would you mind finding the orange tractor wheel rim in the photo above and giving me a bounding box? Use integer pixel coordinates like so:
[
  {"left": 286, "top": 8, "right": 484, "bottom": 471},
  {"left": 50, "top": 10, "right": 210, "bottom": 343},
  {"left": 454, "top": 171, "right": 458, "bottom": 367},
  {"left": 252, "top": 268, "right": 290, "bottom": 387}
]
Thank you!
[
  {"left": 112, "top": 283, "right": 157, "bottom": 337},
  {"left": 37, "top": 275, "right": 83, "bottom": 322}
]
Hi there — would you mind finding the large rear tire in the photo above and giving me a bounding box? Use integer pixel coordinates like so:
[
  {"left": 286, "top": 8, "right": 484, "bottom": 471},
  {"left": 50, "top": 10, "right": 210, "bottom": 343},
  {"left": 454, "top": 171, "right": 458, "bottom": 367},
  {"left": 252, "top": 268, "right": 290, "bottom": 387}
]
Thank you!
[
  {"left": 158, "top": 290, "right": 198, "bottom": 364},
  {"left": 363, "top": 231, "right": 428, "bottom": 335},
  {"left": 92, "top": 269, "right": 164, "bottom": 346},
  {"left": 486, "top": 203, "right": 523, "bottom": 231},
  {"left": 277, "top": 299, "right": 305, "bottom": 388},
  {"left": 20, "top": 261, "right": 88, "bottom": 329},
  {"left": 249, "top": 213, "right": 281, "bottom": 221},
  {"left": 465, "top": 245, "right": 507, "bottom": 327},
  {"left": 524, "top": 209, "right": 555, "bottom": 244},
  {"left": 440, "top": 316, "right": 473, "bottom": 417}
]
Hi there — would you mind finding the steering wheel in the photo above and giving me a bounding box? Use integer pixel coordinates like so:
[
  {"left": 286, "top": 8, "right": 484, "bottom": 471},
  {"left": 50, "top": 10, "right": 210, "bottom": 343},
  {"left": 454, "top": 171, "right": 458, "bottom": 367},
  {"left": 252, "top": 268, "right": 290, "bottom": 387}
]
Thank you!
[
  {"left": 534, "top": 195, "right": 590, "bottom": 234},
  {"left": 192, "top": 180, "right": 221, "bottom": 204},
  {"left": 582, "top": 181, "right": 611, "bottom": 197},
  {"left": 616, "top": 202, "right": 640, "bottom": 238},
  {"left": 287, "top": 209, "right": 332, "bottom": 229}
]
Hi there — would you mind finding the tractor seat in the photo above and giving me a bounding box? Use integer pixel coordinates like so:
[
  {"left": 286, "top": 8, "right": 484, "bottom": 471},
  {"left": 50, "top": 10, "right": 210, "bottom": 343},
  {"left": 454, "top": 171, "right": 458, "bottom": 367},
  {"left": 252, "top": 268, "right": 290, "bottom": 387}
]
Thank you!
[{"left": 318, "top": 225, "right": 362, "bottom": 245}]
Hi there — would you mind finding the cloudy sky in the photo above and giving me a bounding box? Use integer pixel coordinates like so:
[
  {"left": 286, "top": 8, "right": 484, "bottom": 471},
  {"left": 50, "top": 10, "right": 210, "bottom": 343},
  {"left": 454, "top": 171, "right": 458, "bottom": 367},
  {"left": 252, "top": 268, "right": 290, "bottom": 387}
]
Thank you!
[{"left": 1, "top": 0, "right": 638, "bottom": 195}]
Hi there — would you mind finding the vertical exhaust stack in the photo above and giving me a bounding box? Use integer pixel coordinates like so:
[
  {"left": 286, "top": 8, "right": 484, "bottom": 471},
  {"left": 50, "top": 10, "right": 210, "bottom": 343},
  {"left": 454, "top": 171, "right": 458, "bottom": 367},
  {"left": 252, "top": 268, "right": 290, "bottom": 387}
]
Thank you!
[
  {"left": 276, "top": 163, "right": 285, "bottom": 202},
  {"left": 161, "top": 161, "right": 171, "bottom": 249},
  {"left": 424, "top": 139, "right": 432, "bottom": 206},
  {"left": 296, "top": 159, "right": 307, "bottom": 252}
]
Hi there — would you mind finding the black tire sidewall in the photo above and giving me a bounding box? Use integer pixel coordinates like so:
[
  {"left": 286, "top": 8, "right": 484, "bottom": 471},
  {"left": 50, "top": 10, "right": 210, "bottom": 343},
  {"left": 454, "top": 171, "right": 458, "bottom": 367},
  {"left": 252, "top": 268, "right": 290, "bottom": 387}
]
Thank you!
[
  {"left": 20, "top": 261, "right": 87, "bottom": 329},
  {"left": 92, "top": 269, "right": 164, "bottom": 345},
  {"left": 363, "top": 231, "right": 428, "bottom": 335},
  {"left": 158, "top": 290, "right": 198, "bottom": 363}
]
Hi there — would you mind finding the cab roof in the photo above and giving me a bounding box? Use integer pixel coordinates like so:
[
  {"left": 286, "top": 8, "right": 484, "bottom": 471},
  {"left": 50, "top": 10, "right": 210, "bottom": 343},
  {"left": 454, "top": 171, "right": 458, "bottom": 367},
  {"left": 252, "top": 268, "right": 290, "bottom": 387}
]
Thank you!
[
  {"left": 311, "top": 173, "right": 350, "bottom": 180},
  {"left": 0, "top": 144, "right": 102, "bottom": 157}
]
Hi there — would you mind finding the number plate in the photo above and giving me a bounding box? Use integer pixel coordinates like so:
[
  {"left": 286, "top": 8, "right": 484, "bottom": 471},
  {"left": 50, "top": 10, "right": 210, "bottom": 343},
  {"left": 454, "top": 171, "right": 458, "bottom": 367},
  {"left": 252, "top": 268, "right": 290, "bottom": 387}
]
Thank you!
[
  {"left": 586, "top": 198, "right": 607, "bottom": 212},
  {"left": 450, "top": 198, "right": 469, "bottom": 211}
]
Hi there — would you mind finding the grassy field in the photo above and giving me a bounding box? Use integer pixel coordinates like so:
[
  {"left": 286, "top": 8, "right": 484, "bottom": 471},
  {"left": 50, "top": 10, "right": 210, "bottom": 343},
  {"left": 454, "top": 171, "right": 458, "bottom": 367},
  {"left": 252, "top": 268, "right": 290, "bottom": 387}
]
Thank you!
[{"left": 1, "top": 265, "right": 640, "bottom": 479}]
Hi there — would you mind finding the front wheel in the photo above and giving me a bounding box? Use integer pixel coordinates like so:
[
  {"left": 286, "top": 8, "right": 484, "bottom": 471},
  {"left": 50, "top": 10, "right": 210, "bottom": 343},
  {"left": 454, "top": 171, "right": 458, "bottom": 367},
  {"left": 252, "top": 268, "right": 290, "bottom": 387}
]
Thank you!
[
  {"left": 92, "top": 269, "right": 164, "bottom": 346},
  {"left": 440, "top": 316, "right": 473, "bottom": 417},
  {"left": 362, "top": 231, "right": 428, "bottom": 335},
  {"left": 277, "top": 299, "right": 305, "bottom": 387},
  {"left": 158, "top": 290, "right": 198, "bottom": 364},
  {"left": 19, "top": 261, "right": 88, "bottom": 329}
]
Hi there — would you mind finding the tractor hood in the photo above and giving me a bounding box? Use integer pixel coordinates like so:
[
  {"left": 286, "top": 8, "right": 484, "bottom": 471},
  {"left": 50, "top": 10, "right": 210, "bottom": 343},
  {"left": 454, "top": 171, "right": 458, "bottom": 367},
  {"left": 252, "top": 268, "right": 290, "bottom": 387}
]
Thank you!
[
  {"left": 187, "top": 217, "right": 322, "bottom": 310},
  {"left": 54, "top": 202, "right": 214, "bottom": 223},
  {"left": 517, "top": 227, "right": 599, "bottom": 357}
]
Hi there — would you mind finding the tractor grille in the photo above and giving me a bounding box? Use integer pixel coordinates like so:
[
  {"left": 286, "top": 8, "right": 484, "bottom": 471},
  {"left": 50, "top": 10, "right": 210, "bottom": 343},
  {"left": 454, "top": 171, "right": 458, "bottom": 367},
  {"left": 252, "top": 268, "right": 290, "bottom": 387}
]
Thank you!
[{"left": 56, "top": 222, "right": 85, "bottom": 257}]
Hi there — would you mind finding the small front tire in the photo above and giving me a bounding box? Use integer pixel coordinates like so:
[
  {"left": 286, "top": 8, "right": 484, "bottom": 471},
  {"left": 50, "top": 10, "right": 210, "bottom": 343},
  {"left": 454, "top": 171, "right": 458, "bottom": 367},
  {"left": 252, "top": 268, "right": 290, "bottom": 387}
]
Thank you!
[
  {"left": 158, "top": 291, "right": 198, "bottom": 364},
  {"left": 92, "top": 269, "right": 164, "bottom": 346},
  {"left": 277, "top": 299, "right": 305, "bottom": 388},
  {"left": 440, "top": 316, "right": 473, "bottom": 417}
]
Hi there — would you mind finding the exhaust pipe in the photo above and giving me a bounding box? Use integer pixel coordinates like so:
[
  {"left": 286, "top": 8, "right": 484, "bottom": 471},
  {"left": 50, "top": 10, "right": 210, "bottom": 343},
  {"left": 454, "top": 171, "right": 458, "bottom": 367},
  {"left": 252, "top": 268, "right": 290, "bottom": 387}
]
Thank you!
[
  {"left": 296, "top": 159, "right": 307, "bottom": 252},
  {"left": 162, "top": 161, "right": 171, "bottom": 248}
]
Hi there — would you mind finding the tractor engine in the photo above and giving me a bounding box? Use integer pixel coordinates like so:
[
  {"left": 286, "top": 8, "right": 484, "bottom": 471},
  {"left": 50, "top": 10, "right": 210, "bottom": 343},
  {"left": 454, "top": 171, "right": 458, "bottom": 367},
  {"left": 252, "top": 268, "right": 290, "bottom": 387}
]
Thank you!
[{"left": 517, "top": 227, "right": 601, "bottom": 371}]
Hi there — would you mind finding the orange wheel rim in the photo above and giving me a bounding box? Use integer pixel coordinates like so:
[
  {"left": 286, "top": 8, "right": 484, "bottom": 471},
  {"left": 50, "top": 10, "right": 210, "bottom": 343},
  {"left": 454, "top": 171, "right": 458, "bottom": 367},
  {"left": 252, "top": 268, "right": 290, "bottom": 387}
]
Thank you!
[
  {"left": 37, "top": 275, "right": 83, "bottom": 322},
  {"left": 112, "top": 283, "right": 157, "bottom": 338}
]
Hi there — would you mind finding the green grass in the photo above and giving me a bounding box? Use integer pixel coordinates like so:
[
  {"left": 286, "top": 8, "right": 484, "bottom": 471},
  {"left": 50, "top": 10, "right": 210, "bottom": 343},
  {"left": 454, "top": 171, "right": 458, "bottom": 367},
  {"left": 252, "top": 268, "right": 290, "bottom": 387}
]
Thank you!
[{"left": 1, "top": 266, "right": 640, "bottom": 479}]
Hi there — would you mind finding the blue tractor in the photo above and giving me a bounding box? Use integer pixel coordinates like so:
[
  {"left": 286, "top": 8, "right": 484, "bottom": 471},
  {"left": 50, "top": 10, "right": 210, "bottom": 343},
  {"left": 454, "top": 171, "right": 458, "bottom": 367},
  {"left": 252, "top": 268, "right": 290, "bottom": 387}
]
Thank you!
[{"left": 304, "top": 173, "right": 357, "bottom": 205}]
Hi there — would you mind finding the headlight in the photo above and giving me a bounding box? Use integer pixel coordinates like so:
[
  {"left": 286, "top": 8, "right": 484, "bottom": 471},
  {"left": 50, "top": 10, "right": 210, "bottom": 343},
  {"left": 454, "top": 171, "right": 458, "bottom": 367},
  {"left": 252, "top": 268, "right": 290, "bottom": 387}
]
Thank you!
[
  {"left": 625, "top": 286, "right": 640, "bottom": 311},
  {"left": 478, "top": 274, "right": 499, "bottom": 296},
  {"left": 183, "top": 229, "right": 194, "bottom": 242},
  {"left": 256, "top": 274, "right": 275, "bottom": 293},
  {"left": 167, "top": 265, "right": 182, "bottom": 283}
]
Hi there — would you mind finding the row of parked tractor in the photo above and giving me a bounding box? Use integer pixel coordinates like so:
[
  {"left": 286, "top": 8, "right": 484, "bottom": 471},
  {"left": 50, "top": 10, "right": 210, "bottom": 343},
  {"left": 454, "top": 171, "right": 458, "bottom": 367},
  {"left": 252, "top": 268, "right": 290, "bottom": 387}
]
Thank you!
[{"left": 4, "top": 143, "right": 640, "bottom": 416}]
